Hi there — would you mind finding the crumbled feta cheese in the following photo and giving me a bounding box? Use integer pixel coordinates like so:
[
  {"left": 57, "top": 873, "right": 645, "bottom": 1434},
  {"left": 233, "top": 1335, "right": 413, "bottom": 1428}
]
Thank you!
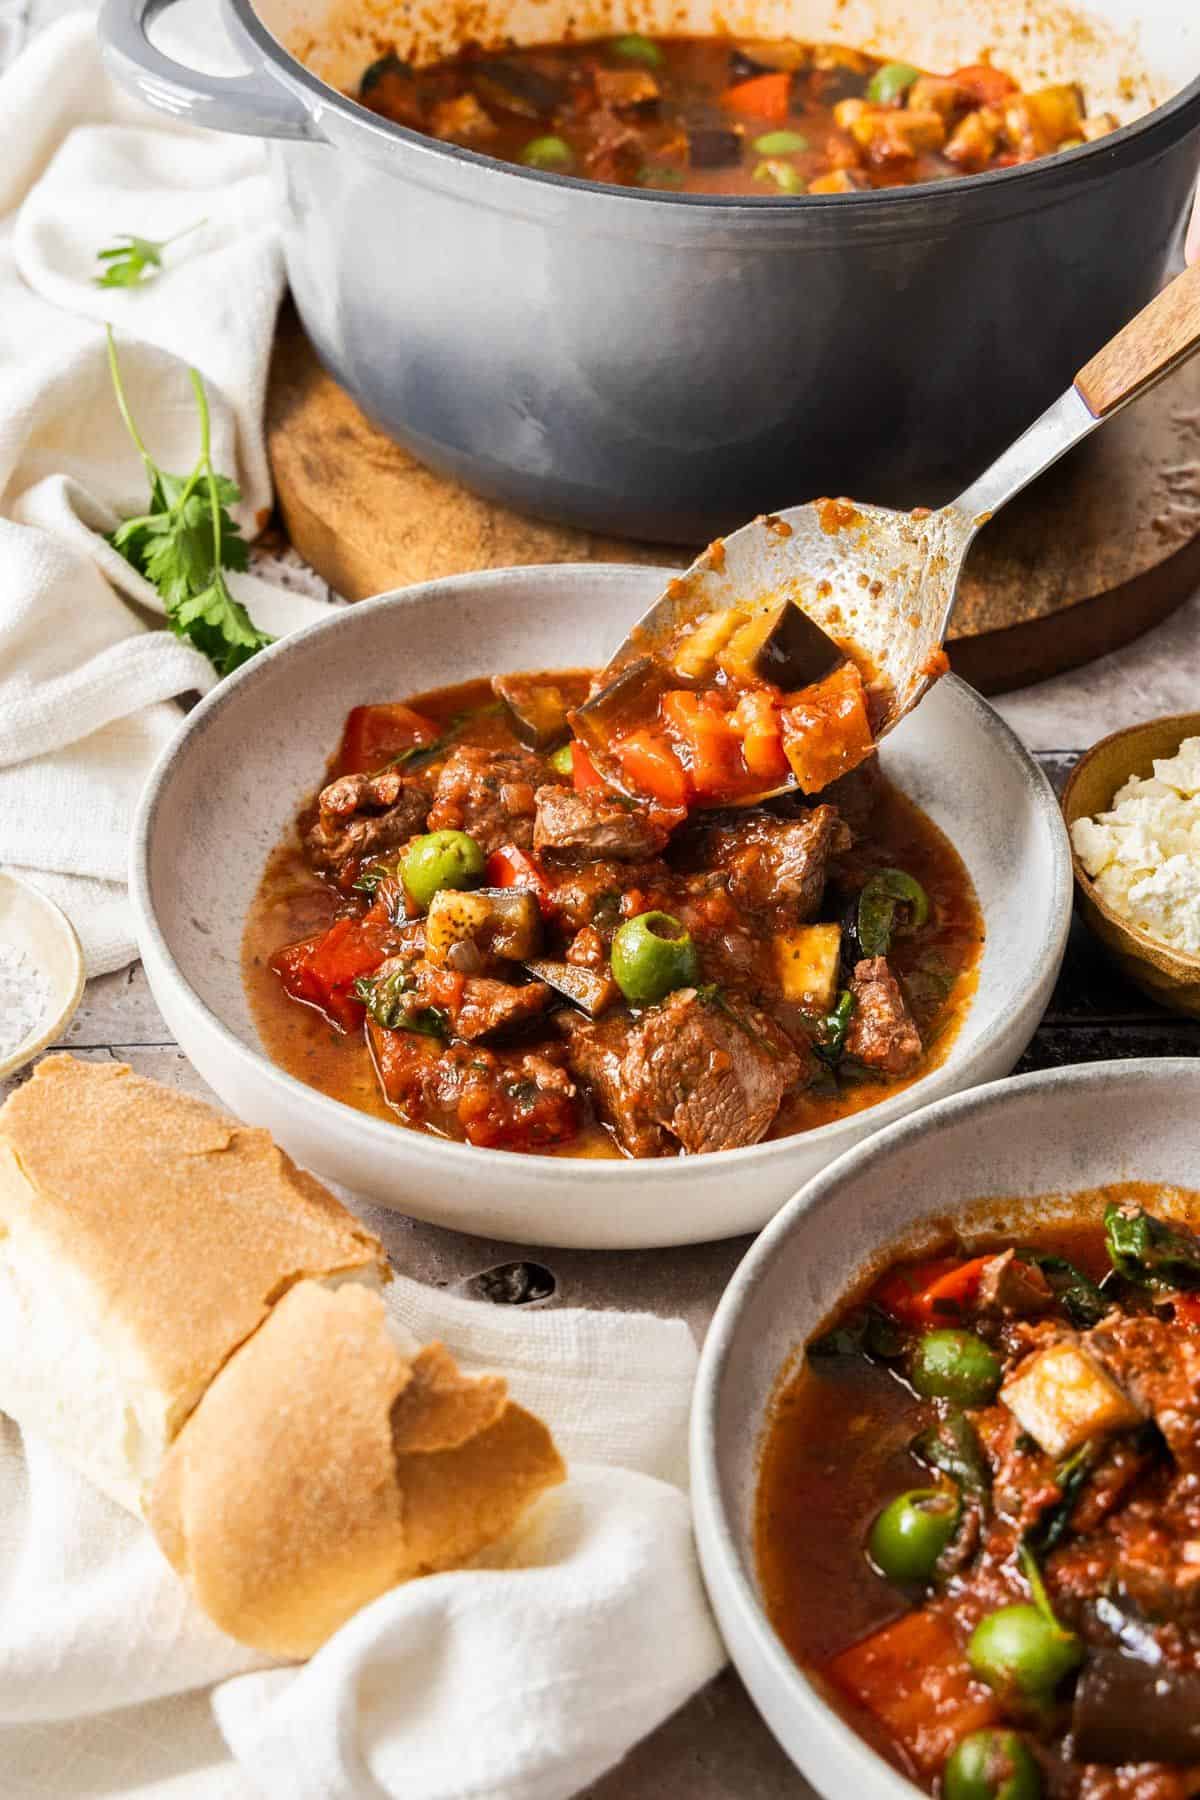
[{"left": 1071, "top": 737, "right": 1200, "bottom": 956}]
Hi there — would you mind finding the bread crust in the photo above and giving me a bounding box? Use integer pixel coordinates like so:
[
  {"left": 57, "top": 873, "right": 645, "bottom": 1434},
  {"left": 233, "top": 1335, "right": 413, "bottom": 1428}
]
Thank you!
[
  {"left": 150, "top": 1282, "right": 566, "bottom": 1657},
  {"left": 0, "top": 1056, "right": 386, "bottom": 1439}
]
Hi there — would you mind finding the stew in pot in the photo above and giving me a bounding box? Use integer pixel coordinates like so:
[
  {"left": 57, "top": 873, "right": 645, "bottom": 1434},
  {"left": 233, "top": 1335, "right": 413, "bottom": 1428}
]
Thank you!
[
  {"left": 355, "top": 34, "right": 1117, "bottom": 195},
  {"left": 757, "top": 1187, "right": 1200, "bottom": 1798},
  {"left": 243, "top": 654, "right": 980, "bottom": 1158}
]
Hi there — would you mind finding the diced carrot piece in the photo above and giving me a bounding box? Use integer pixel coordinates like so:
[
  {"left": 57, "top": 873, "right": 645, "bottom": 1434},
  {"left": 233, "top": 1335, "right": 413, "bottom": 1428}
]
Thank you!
[
  {"left": 337, "top": 703, "right": 441, "bottom": 776},
  {"left": 572, "top": 742, "right": 606, "bottom": 791},
  {"left": 660, "top": 690, "right": 749, "bottom": 800},
  {"left": 613, "top": 728, "right": 690, "bottom": 807},
  {"left": 271, "top": 901, "right": 395, "bottom": 1031},
  {"left": 779, "top": 662, "right": 874, "bottom": 793},
  {"left": 950, "top": 63, "right": 1019, "bottom": 106},
  {"left": 730, "top": 690, "right": 790, "bottom": 785},
  {"left": 828, "top": 1610, "right": 999, "bottom": 1778},
  {"left": 873, "top": 1255, "right": 993, "bottom": 1327},
  {"left": 719, "top": 71, "right": 791, "bottom": 120}
]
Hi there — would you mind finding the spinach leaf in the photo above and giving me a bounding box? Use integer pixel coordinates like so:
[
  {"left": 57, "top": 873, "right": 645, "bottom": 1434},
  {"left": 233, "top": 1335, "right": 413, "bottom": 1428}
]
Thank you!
[
  {"left": 1104, "top": 1203, "right": 1200, "bottom": 1291},
  {"left": 911, "top": 1409, "right": 991, "bottom": 1505},
  {"left": 809, "top": 1306, "right": 905, "bottom": 1364},
  {"left": 1018, "top": 1249, "right": 1108, "bottom": 1329},
  {"left": 1025, "top": 1442, "right": 1097, "bottom": 1556},
  {"left": 354, "top": 969, "right": 447, "bottom": 1039}
]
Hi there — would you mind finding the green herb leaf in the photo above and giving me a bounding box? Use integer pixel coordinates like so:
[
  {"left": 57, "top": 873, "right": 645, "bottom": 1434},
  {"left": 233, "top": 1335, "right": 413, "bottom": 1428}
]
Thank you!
[
  {"left": 911, "top": 1409, "right": 991, "bottom": 1505},
  {"left": 1104, "top": 1202, "right": 1200, "bottom": 1291},
  {"left": 1018, "top": 1249, "right": 1107, "bottom": 1329},
  {"left": 858, "top": 868, "right": 931, "bottom": 957},
  {"left": 105, "top": 328, "right": 270, "bottom": 679},
  {"left": 814, "top": 989, "right": 854, "bottom": 1066},
  {"left": 94, "top": 220, "right": 205, "bottom": 289},
  {"left": 809, "top": 1305, "right": 905, "bottom": 1363},
  {"left": 1024, "top": 1443, "right": 1097, "bottom": 1557},
  {"left": 353, "top": 969, "right": 448, "bottom": 1038}
]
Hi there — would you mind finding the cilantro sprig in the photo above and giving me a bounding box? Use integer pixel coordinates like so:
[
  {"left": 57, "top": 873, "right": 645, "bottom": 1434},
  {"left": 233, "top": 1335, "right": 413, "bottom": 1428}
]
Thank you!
[
  {"left": 106, "top": 327, "right": 272, "bottom": 678},
  {"left": 95, "top": 220, "right": 205, "bottom": 289}
]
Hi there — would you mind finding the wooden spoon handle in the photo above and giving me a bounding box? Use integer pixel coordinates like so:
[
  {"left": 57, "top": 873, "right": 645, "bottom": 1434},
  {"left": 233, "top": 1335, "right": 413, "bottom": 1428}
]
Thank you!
[{"left": 1075, "top": 261, "right": 1200, "bottom": 418}]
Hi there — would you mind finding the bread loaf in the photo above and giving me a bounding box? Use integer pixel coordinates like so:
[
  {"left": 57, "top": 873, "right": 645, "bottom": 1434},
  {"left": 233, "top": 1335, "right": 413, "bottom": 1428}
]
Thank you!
[{"left": 0, "top": 1056, "right": 565, "bottom": 1655}]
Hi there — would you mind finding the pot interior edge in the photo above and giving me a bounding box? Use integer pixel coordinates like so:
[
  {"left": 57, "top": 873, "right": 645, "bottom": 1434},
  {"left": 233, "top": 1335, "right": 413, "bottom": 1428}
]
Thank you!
[{"left": 251, "top": 0, "right": 1196, "bottom": 134}]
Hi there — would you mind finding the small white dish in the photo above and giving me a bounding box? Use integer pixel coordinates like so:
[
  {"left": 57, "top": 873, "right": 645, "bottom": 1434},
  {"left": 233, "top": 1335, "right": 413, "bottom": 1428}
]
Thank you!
[
  {"left": 690, "top": 1057, "right": 1200, "bottom": 1800},
  {"left": 0, "top": 873, "right": 85, "bottom": 1080},
  {"left": 130, "top": 564, "right": 1071, "bottom": 1250}
]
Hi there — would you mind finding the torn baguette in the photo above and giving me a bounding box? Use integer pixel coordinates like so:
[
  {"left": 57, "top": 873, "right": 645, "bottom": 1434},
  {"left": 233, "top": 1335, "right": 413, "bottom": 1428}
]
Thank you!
[{"left": 0, "top": 1056, "right": 565, "bottom": 1656}]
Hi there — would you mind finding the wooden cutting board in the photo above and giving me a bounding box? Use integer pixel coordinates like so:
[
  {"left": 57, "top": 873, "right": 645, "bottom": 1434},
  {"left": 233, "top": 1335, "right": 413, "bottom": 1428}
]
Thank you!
[{"left": 266, "top": 301, "right": 1200, "bottom": 695}]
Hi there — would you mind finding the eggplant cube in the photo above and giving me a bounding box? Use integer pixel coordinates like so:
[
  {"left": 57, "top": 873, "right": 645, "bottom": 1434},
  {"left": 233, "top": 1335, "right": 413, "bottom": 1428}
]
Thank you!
[
  {"left": 524, "top": 957, "right": 618, "bottom": 1017},
  {"left": 718, "top": 601, "right": 845, "bottom": 691},
  {"left": 492, "top": 673, "right": 571, "bottom": 749},
  {"left": 1001, "top": 1340, "right": 1144, "bottom": 1458},
  {"left": 425, "top": 886, "right": 541, "bottom": 967},
  {"left": 774, "top": 924, "right": 843, "bottom": 1010}
]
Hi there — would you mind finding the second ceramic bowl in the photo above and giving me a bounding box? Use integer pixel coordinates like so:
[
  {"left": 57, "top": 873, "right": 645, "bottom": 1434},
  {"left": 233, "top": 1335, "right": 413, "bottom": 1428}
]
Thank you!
[
  {"left": 130, "top": 565, "right": 1071, "bottom": 1249},
  {"left": 691, "top": 1058, "right": 1200, "bottom": 1798}
]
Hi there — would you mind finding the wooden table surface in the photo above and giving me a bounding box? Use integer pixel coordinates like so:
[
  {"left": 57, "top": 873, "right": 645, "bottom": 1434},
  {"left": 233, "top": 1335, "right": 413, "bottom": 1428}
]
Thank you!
[{"left": 5, "top": 7, "right": 1200, "bottom": 1795}]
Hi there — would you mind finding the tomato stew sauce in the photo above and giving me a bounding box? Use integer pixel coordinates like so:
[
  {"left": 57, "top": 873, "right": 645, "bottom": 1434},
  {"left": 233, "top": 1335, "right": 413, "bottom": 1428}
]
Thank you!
[
  {"left": 243, "top": 668, "right": 981, "bottom": 1159},
  {"left": 756, "top": 1186, "right": 1200, "bottom": 1799},
  {"left": 355, "top": 35, "right": 1115, "bottom": 195}
]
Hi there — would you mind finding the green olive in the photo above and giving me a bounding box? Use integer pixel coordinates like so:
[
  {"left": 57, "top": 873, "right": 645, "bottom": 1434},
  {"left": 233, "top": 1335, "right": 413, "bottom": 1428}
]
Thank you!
[
  {"left": 867, "top": 1487, "right": 958, "bottom": 1585},
  {"left": 944, "top": 1731, "right": 1041, "bottom": 1800},
  {"left": 866, "top": 60, "right": 920, "bottom": 104},
  {"left": 910, "top": 1329, "right": 1002, "bottom": 1406},
  {"left": 611, "top": 911, "right": 700, "bottom": 1006},
  {"left": 610, "top": 31, "right": 663, "bottom": 66},
  {"left": 967, "top": 1605, "right": 1083, "bottom": 1701},
  {"left": 549, "top": 743, "right": 574, "bottom": 776},
  {"left": 399, "top": 830, "right": 485, "bottom": 910},
  {"left": 520, "top": 135, "right": 574, "bottom": 171},
  {"left": 752, "top": 129, "right": 810, "bottom": 154}
]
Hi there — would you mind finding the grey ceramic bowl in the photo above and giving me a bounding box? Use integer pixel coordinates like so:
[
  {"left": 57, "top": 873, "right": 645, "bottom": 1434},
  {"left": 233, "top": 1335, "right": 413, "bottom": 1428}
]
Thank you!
[
  {"left": 691, "top": 1058, "right": 1200, "bottom": 1799},
  {"left": 130, "top": 563, "right": 1070, "bottom": 1250}
]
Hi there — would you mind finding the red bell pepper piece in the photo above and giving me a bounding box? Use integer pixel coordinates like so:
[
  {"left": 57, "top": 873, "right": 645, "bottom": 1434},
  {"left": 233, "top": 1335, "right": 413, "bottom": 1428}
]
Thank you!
[
  {"left": 720, "top": 71, "right": 791, "bottom": 120},
  {"left": 486, "top": 845, "right": 552, "bottom": 914},
  {"left": 336, "top": 703, "right": 440, "bottom": 776},
  {"left": 1174, "top": 1291, "right": 1200, "bottom": 1330},
  {"left": 571, "top": 742, "right": 605, "bottom": 791},
  {"left": 828, "top": 1610, "right": 999, "bottom": 1779},
  {"left": 271, "top": 901, "right": 394, "bottom": 1032},
  {"left": 872, "top": 1255, "right": 994, "bottom": 1327}
]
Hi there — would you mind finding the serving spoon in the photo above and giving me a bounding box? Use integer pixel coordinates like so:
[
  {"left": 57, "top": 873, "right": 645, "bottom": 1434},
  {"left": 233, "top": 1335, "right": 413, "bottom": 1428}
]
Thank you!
[{"left": 584, "top": 260, "right": 1200, "bottom": 796}]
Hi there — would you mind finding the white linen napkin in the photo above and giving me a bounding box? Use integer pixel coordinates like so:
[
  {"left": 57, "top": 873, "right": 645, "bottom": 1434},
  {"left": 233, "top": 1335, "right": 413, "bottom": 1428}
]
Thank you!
[
  {"left": 0, "top": 1262, "right": 724, "bottom": 1799},
  {"left": 0, "top": 7, "right": 330, "bottom": 977}
]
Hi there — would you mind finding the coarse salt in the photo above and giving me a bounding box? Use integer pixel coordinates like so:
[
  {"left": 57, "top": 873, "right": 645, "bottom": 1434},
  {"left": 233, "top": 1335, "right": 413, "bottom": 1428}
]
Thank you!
[{"left": 0, "top": 944, "right": 53, "bottom": 1062}]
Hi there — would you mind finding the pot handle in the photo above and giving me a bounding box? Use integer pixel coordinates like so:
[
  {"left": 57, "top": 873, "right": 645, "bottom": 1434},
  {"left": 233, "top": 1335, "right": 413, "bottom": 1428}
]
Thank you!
[{"left": 98, "top": 0, "right": 317, "bottom": 141}]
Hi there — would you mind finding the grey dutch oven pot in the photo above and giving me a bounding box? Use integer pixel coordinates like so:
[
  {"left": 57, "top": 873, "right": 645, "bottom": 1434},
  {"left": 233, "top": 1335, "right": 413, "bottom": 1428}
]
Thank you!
[{"left": 100, "top": 0, "right": 1200, "bottom": 542}]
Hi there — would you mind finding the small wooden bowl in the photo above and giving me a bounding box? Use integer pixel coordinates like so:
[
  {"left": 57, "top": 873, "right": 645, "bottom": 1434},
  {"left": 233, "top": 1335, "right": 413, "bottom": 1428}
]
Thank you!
[{"left": 1062, "top": 712, "right": 1200, "bottom": 1017}]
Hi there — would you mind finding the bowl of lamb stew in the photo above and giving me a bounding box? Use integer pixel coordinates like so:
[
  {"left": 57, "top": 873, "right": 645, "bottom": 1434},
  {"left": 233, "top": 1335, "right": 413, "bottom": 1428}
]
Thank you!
[
  {"left": 693, "top": 1059, "right": 1200, "bottom": 1799},
  {"left": 131, "top": 565, "right": 1068, "bottom": 1248}
]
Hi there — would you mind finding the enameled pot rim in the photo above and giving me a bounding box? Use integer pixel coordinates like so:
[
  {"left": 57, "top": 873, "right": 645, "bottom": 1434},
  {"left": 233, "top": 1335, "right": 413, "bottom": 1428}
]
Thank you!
[
  {"left": 129, "top": 564, "right": 1070, "bottom": 1188},
  {"left": 229, "top": 0, "right": 1200, "bottom": 220}
]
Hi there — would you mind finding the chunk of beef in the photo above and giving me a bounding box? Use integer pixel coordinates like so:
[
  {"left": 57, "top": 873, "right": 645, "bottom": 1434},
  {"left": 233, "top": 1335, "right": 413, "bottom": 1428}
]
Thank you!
[
  {"left": 555, "top": 1011, "right": 668, "bottom": 1157},
  {"left": 621, "top": 988, "right": 806, "bottom": 1155},
  {"left": 699, "top": 805, "right": 850, "bottom": 916},
  {"left": 533, "top": 785, "right": 682, "bottom": 860},
  {"left": 844, "top": 956, "right": 922, "bottom": 1075},
  {"left": 416, "top": 963, "right": 550, "bottom": 1041},
  {"left": 820, "top": 756, "right": 883, "bottom": 834},
  {"left": 543, "top": 860, "right": 666, "bottom": 934},
  {"left": 426, "top": 745, "right": 540, "bottom": 853},
  {"left": 580, "top": 106, "right": 644, "bottom": 184},
  {"left": 1085, "top": 1315, "right": 1200, "bottom": 1476},
  {"left": 976, "top": 1250, "right": 1054, "bottom": 1319},
  {"left": 305, "top": 770, "right": 432, "bottom": 881}
]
